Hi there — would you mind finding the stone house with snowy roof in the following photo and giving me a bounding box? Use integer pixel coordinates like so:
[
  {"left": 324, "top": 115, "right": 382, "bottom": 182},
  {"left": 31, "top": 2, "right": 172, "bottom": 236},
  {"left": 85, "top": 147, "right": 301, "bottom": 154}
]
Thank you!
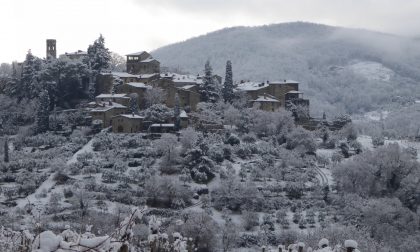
[
  {"left": 89, "top": 101, "right": 128, "bottom": 128},
  {"left": 96, "top": 72, "right": 140, "bottom": 95},
  {"left": 126, "top": 51, "right": 160, "bottom": 75},
  {"left": 111, "top": 114, "right": 145, "bottom": 133},
  {"left": 117, "top": 82, "right": 152, "bottom": 109},
  {"left": 60, "top": 50, "right": 88, "bottom": 60},
  {"left": 150, "top": 77, "right": 201, "bottom": 111},
  {"left": 236, "top": 80, "right": 309, "bottom": 114},
  {"left": 250, "top": 94, "right": 282, "bottom": 112}
]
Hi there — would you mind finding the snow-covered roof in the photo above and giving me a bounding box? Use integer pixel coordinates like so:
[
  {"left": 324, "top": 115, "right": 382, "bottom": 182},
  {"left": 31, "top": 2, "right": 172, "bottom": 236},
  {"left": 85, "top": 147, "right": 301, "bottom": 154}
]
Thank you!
[
  {"left": 126, "top": 82, "right": 152, "bottom": 89},
  {"left": 179, "top": 85, "right": 196, "bottom": 90},
  {"left": 105, "top": 72, "right": 140, "bottom": 78},
  {"left": 236, "top": 82, "right": 268, "bottom": 91},
  {"left": 287, "top": 90, "right": 302, "bottom": 94},
  {"left": 160, "top": 73, "right": 203, "bottom": 84},
  {"left": 141, "top": 58, "right": 158, "bottom": 63},
  {"left": 126, "top": 51, "right": 147, "bottom": 56},
  {"left": 65, "top": 50, "right": 87, "bottom": 56},
  {"left": 251, "top": 95, "right": 280, "bottom": 103},
  {"left": 151, "top": 124, "right": 175, "bottom": 127},
  {"left": 180, "top": 110, "right": 188, "bottom": 118},
  {"left": 90, "top": 102, "right": 127, "bottom": 112},
  {"left": 96, "top": 93, "right": 128, "bottom": 99},
  {"left": 115, "top": 114, "right": 145, "bottom": 119},
  {"left": 270, "top": 80, "right": 299, "bottom": 84},
  {"left": 139, "top": 73, "right": 159, "bottom": 79}
]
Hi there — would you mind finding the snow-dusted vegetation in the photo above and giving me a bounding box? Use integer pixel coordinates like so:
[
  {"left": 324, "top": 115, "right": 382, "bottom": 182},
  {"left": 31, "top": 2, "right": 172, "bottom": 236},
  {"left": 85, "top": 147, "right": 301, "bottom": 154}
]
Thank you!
[
  {"left": 1, "top": 19, "right": 420, "bottom": 252},
  {"left": 153, "top": 22, "right": 420, "bottom": 116}
]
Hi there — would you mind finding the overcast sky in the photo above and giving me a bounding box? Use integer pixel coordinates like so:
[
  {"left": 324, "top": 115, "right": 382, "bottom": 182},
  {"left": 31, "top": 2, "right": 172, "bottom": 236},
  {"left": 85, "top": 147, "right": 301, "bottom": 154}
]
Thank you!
[{"left": 1, "top": 0, "right": 420, "bottom": 63}]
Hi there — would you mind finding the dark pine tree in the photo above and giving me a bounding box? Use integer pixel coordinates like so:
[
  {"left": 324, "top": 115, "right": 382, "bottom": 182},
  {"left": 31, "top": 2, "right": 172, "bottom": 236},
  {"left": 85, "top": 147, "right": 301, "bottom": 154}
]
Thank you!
[
  {"left": 222, "top": 60, "right": 234, "bottom": 103},
  {"left": 128, "top": 93, "right": 139, "bottom": 114},
  {"left": 4, "top": 138, "right": 9, "bottom": 163},
  {"left": 174, "top": 94, "right": 181, "bottom": 131},
  {"left": 199, "top": 60, "right": 219, "bottom": 103},
  {"left": 35, "top": 90, "right": 50, "bottom": 133}
]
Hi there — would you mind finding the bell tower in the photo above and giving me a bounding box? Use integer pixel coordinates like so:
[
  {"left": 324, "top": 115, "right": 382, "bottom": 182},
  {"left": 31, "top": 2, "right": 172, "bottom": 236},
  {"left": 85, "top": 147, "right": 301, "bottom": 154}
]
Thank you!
[{"left": 46, "top": 39, "right": 57, "bottom": 60}]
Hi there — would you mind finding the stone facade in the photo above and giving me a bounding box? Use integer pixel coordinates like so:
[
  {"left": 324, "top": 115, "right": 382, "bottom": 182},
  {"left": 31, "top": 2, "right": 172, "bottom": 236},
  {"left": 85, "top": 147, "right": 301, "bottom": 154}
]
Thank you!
[
  {"left": 117, "top": 82, "right": 152, "bottom": 109},
  {"left": 46, "top": 39, "right": 57, "bottom": 60},
  {"left": 90, "top": 102, "right": 128, "bottom": 128},
  {"left": 236, "top": 80, "right": 310, "bottom": 114},
  {"left": 126, "top": 51, "right": 160, "bottom": 75},
  {"left": 151, "top": 78, "right": 200, "bottom": 111},
  {"left": 95, "top": 94, "right": 130, "bottom": 107},
  {"left": 250, "top": 95, "right": 282, "bottom": 112},
  {"left": 111, "top": 114, "right": 145, "bottom": 133}
]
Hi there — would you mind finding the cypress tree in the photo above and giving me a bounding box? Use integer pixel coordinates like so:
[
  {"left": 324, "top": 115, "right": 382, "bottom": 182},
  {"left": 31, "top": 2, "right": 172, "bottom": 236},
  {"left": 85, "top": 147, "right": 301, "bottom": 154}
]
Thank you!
[
  {"left": 222, "top": 60, "right": 234, "bottom": 103},
  {"left": 174, "top": 94, "right": 181, "bottom": 131},
  {"left": 4, "top": 138, "right": 9, "bottom": 163},
  {"left": 128, "top": 93, "right": 139, "bottom": 114},
  {"left": 35, "top": 90, "right": 50, "bottom": 133}
]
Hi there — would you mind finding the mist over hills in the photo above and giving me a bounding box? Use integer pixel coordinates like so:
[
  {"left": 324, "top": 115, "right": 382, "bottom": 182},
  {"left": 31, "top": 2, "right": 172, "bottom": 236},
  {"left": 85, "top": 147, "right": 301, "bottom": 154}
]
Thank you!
[{"left": 153, "top": 22, "right": 420, "bottom": 116}]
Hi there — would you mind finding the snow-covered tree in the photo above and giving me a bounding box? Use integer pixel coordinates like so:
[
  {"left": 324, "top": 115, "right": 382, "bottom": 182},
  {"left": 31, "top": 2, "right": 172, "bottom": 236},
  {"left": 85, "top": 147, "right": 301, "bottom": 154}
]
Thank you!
[
  {"left": 222, "top": 60, "right": 234, "bottom": 103},
  {"left": 129, "top": 93, "right": 139, "bottom": 114},
  {"left": 145, "top": 87, "right": 167, "bottom": 108},
  {"left": 86, "top": 34, "right": 111, "bottom": 72},
  {"left": 199, "top": 60, "right": 219, "bottom": 103},
  {"left": 144, "top": 104, "right": 172, "bottom": 123},
  {"left": 109, "top": 52, "right": 126, "bottom": 72},
  {"left": 85, "top": 34, "right": 111, "bottom": 98},
  {"left": 35, "top": 89, "right": 50, "bottom": 133}
]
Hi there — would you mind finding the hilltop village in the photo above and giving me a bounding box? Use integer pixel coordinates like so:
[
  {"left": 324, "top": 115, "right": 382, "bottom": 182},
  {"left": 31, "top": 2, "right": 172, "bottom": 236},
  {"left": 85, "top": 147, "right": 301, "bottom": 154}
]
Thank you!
[{"left": 43, "top": 39, "right": 313, "bottom": 134}]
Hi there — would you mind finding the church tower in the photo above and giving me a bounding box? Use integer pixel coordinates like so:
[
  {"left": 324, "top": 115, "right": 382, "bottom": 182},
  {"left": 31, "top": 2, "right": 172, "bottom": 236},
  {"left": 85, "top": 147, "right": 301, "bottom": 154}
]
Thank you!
[{"left": 46, "top": 39, "right": 57, "bottom": 60}]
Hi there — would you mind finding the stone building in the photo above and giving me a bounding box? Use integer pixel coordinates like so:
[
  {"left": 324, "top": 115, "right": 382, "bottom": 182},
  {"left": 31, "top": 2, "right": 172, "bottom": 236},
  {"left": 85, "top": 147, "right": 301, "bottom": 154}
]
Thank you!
[
  {"left": 46, "top": 39, "right": 57, "bottom": 60},
  {"left": 89, "top": 101, "right": 127, "bottom": 128},
  {"left": 236, "top": 80, "right": 309, "bottom": 114},
  {"left": 126, "top": 51, "right": 160, "bottom": 75},
  {"left": 96, "top": 72, "right": 142, "bottom": 95},
  {"left": 95, "top": 93, "right": 130, "bottom": 107},
  {"left": 117, "top": 82, "right": 152, "bottom": 109},
  {"left": 250, "top": 95, "right": 282, "bottom": 112},
  {"left": 150, "top": 77, "right": 201, "bottom": 111},
  {"left": 61, "top": 50, "right": 88, "bottom": 60},
  {"left": 111, "top": 114, "right": 145, "bottom": 133}
]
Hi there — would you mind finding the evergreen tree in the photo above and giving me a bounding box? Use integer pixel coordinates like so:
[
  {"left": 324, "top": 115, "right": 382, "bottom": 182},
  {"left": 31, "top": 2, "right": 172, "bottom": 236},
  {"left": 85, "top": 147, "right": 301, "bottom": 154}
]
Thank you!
[
  {"left": 7, "top": 51, "right": 43, "bottom": 101},
  {"left": 128, "top": 93, "right": 139, "bottom": 114},
  {"left": 4, "top": 138, "right": 9, "bottom": 163},
  {"left": 199, "top": 60, "right": 219, "bottom": 103},
  {"left": 85, "top": 34, "right": 111, "bottom": 98},
  {"left": 5, "top": 63, "right": 20, "bottom": 99},
  {"left": 222, "top": 60, "right": 234, "bottom": 103},
  {"left": 174, "top": 94, "right": 181, "bottom": 131},
  {"left": 86, "top": 34, "right": 111, "bottom": 72},
  {"left": 35, "top": 90, "right": 50, "bottom": 133}
]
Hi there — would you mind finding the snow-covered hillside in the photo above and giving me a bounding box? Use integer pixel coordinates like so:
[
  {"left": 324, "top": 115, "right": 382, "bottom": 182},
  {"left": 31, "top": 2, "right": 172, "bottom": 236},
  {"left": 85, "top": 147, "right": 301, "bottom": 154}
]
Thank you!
[
  {"left": 153, "top": 22, "right": 420, "bottom": 115},
  {"left": 348, "top": 61, "right": 394, "bottom": 82}
]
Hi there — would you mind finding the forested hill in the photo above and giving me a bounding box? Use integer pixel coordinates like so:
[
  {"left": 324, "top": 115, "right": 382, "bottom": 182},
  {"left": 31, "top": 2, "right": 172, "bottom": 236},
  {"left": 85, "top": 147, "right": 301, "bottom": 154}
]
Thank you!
[{"left": 153, "top": 22, "right": 420, "bottom": 116}]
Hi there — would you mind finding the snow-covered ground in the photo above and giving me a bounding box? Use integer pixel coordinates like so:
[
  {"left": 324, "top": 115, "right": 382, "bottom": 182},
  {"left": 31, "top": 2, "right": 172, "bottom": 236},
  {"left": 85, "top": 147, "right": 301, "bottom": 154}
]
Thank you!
[
  {"left": 358, "top": 135, "right": 420, "bottom": 161},
  {"left": 15, "top": 138, "right": 94, "bottom": 210}
]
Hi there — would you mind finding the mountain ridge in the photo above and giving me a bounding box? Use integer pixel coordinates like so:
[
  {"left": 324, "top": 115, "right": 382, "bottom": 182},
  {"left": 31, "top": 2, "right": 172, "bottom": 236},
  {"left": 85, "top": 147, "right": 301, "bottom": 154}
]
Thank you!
[{"left": 152, "top": 22, "right": 420, "bottom": 115}]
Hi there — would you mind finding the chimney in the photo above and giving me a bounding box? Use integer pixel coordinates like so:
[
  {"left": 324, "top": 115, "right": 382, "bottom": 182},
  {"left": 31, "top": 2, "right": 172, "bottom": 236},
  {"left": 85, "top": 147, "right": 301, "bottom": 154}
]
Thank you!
[{"left": 108, "top": 100, "right": 112, "bottom": 106}]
